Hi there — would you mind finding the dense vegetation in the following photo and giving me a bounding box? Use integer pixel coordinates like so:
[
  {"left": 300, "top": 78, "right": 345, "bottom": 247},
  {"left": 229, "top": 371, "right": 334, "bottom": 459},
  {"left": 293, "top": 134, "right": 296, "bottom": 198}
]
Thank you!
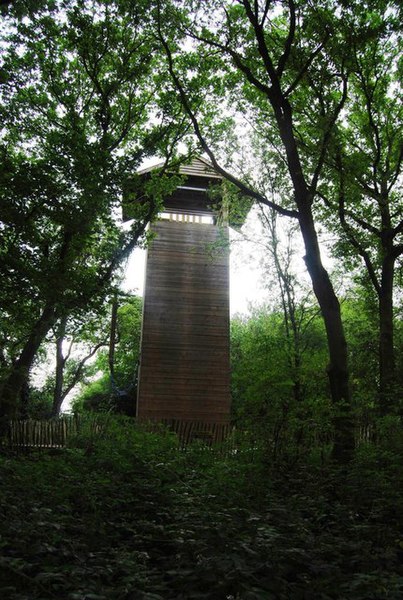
[
  {"left": 0, "top": 0, "right": 402, "bottom": 597},
  {"left": 1, "top": 419, "right": 402, "bottom": 600}
]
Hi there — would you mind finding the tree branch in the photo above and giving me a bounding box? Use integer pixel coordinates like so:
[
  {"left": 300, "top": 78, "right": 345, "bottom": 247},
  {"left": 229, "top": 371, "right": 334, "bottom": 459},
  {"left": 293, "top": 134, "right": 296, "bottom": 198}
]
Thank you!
[
  {"left": 277, "top": 0, "right": 296, "bottom": 77},
  {"left": 157, "top": 5, "right": 298, "bottom": 219},
  {"left": 285, "top": 32, "right": 330, "bottom": 97},
  {"left": 393, "top": 220, "right": 403, "bottom": 237},
  {"left": 337, "top": 156, "right": 381, "bottom": 295},
  {"left": 387, "top": 143, "right": 403, "bottom": 194},
  {"left": 61, "top": 339, "right": 108, "bottom": 402},
  {"left": 318, "top": 189, "right": 380, "bottom": 237},
  {"left": 241, "top": 0, "right": 279, "bottom": 85},
  {"left": 260, "top": 0, "right": 271, "bottom": 27},
  {"left": 185, "top": 27, "right": 274, "bottom": 99},
  {"left": 310, "top": 73, "right": 348, "bottom": 195},
  {"left": 354, "top": 50, "right": 382, "bottom": 192},
  {"left": 391, "top": 244, "right": 403, "bottom": 260}
]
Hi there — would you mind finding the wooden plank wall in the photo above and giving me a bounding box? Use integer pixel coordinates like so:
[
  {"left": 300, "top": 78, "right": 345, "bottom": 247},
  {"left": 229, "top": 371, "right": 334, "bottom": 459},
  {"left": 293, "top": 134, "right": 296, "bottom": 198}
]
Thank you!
[{"left": 137, "top": 220, "right": 231, "bottom": 424}]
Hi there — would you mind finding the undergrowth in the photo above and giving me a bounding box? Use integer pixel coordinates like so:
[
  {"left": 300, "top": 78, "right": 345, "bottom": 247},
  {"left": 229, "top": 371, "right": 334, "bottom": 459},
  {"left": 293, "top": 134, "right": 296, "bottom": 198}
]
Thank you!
[{"left": 0, "top": 417, "right": 402, "bottom": 599}]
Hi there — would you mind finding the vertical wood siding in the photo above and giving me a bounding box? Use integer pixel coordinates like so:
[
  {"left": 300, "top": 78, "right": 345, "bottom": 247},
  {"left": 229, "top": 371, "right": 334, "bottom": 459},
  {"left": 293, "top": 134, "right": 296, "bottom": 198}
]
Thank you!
[{"left": 137, "top": 220, "right": 231, "bottom": 423}]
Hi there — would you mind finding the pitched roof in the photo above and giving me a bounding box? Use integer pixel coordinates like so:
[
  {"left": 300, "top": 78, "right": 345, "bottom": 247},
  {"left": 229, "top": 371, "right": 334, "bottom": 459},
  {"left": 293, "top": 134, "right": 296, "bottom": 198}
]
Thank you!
[{"left": 137, "top": 156, "right": 221, "bottom": 179}]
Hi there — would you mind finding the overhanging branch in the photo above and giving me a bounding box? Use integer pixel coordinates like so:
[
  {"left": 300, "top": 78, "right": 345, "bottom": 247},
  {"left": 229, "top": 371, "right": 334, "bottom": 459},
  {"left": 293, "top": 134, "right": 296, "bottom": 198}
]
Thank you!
[
  {"left": 156, "top": 4, "right": 298, "bottom": 220},
  {"left": 310, "top": 72, "right": 348, "bottom": 195}
]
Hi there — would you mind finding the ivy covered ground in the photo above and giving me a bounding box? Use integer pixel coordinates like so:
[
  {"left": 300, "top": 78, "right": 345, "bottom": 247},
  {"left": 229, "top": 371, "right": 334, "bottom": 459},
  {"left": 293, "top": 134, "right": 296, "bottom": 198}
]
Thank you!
[{"left": 0, "top": 420, "right": 402, "bottom": 600}]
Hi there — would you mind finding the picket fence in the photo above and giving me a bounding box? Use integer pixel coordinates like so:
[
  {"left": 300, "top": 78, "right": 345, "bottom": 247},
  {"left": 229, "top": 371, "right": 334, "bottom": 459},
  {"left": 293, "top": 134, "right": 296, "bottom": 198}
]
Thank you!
[
  {"left": 2, "top": 415, "right": 386, "bottom": 455},
  {"left": 3, "top": 416, "right": 234, "bottom": 451},
  {"left": 5, "top": 415, "right": 81, "bottom": 449}
]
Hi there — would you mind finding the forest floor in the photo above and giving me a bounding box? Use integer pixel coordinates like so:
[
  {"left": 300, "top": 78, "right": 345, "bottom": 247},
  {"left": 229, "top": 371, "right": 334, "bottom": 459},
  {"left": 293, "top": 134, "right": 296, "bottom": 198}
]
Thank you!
[{"left": 0, "top": 421, "right": 402, "bottom": 600}]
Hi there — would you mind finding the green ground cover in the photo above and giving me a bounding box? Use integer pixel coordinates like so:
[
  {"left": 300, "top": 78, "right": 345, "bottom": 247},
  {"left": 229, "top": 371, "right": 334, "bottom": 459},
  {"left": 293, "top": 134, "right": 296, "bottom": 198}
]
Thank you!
[{"left": 0, "top": 420, "right": 402, "bottom": 600}]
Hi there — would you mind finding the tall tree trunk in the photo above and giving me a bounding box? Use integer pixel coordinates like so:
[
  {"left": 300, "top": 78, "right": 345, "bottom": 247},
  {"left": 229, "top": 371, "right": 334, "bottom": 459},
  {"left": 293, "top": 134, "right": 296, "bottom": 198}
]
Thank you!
[
  {"left": 276, "top": 100, "right": 355, "bottom": 462},
  {"left": 379, "top": 253, "right": 396, "bottom": 414},
  {"left": 108, "top": 293, "right": 119, "bottom": 382},
  {"left": 0, "top": 304, "right": 57, "bottom": 429},
  {"left": 377, "top": 190, "right": 397, "bottom": 413}
]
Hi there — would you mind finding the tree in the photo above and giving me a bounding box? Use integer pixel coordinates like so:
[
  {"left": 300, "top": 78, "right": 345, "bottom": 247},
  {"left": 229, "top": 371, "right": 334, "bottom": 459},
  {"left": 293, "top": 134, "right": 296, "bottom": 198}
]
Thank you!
[
  {"left": 74, "top": 295, "right": 142, "bottom": 415},
  {"left": 50, "top": 309, "right": 111, "bottom": 417},
  {"left": 20, "top": 307, "right": 111, "bottom": 418},
  {"left": 0, "top": 0, "right": 186, "bottom": 423},
  {"left": 259, "top": 207, "right": 321, "bottom": 405},
  {"left": 231, "top": 304, "right": 329, "bottom": 457},
  {"left": 317, "top": 6, "right": 403, "bottom": 412},
  {"left": 157, "top": 0, "right": 361, "bottom": 460}
]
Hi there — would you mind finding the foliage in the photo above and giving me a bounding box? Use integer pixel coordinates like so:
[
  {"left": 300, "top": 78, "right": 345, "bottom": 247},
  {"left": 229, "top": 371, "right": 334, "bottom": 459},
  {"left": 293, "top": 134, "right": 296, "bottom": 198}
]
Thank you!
[
  {"left": 0, "top": 418, "right": 402, "bottom": 599},
  {"left": 0, "top": 0, "right": 187, "bottom": 418},
  {"left": 24, "top": 384, "right": 55, "bottom": 420},
  {"left": 231, "top": 305, "right": 331, "bottom": 458},
  {"left": 231, "top": 294, "right": 403, "bottom": 459},
  {"left": 73, "top": 295, "right": 142, "bottom": 415},
  {"left": 341, "top": 292, "right": 379, "bottom": 409},
  {"left": 98, "top": 296, "right": 142, "bottom": 394}
]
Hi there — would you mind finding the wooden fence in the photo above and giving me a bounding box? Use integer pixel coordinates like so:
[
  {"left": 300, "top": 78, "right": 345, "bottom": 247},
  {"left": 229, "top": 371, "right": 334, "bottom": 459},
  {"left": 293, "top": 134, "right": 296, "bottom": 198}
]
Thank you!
[
  {"left": 2, "top": 416, "right": 234, "bottom": 451},
  {"left": 2, "top": 415, "right": 393, "bottom": 453},
  {"left": 142, "top": 418, "right": 234, "bottom": 447},
  {"left": 5, "top": 416, "right": 80, "bottom": 449}
]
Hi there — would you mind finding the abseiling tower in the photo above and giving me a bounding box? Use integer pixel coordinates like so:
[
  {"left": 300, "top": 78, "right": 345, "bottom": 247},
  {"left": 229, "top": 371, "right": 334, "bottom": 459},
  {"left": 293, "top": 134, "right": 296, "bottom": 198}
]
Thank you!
[{"left": 126, "top": 158, "right": 233, "bottom": 427}]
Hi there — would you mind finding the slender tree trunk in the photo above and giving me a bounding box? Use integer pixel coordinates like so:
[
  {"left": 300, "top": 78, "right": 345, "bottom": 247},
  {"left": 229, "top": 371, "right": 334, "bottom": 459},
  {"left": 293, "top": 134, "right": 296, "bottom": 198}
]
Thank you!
[
  {"left": 276, "top": 99, "right": 355, "bottom": 462},
  {"left": 292, "top": 346, "right": 302, "bottom": 404},
  {"left": 286, "top": 289, "right": 302, "bottom": 404},
  {"left": 377, "top": 188, "right": 397, "bottom": 414},
  {"left": 51, "top": 315, "right": 68, "bottom": 417},
  {"left": 298, "top": 207, "right": 354, "bottom": 462},
  {"left": 270, "top": 215, "right": 302, "bottom": 404},
  {"left": 109, "top": 293, "right": 119, "bottom": 382},
  {"left": 379, "top": 253, "right": 396, "bottom": 414},
  {"left": 0, "top": 304, "right": 57, "bottom": 428}
]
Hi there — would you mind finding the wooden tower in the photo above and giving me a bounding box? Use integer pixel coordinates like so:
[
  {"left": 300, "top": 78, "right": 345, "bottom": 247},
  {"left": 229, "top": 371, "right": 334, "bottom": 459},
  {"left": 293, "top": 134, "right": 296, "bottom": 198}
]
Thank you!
[{"left": 125, "top": 158, "right": 234, "bottom": 427}]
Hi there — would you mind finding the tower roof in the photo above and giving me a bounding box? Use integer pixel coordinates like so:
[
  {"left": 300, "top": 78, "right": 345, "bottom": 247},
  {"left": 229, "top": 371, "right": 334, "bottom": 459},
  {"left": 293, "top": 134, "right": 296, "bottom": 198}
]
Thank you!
[
  {"left": 137, "top": 156, "right": 221, "bottom": 180},
  {"left": 123, "top": 156, "right": 250, "bottom": 228}
]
